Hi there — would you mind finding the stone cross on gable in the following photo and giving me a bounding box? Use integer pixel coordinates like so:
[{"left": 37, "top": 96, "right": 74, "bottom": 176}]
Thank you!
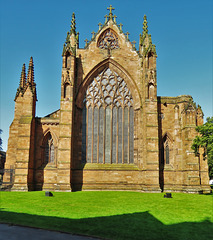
[
  {"left": 107, "top": 5, "right": 115, "bottom": 16},
  {"left": 119, "top": 23, "right": 123, "bottom": 31},
  {"left": 84, "top": 39, "right": 89, "bottom": 47},
  {"left": 132, "top": 40, "right": 136, "bottom": 48},
  {"left": 126, "top": 32, "right": 130, "bottom": 40},
  {"left": 98, "top": 23, "right": 102, "bottom": 30},
  {"left": 104, "top": 15, "right": 108, "bottom": 23},
  {"left": 91, "top": 31, "right": 96, "bottom": 39},
  {"left": 113, "top": 15, "right": 117, "bottom": 23}
]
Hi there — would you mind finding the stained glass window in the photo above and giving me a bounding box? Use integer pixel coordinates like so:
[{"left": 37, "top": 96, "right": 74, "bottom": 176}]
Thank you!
[
  {"left": 44, "top": 134, "right": 55, "bottom": 164},
  {"left": 162, "top": 138, "right": 170, "bottom": 165},
  {"left": 82, "top": 68, "right": 134, "bottom": 164},
  {"left": 165, "top": 143, "right": 169, "bottom": 164}
]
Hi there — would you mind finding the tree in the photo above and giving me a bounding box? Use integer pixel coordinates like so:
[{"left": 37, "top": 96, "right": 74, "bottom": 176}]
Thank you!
[
  {"left": 0, "top": 129, "right": 2, "bottom": 151},
  {"left": 192, "top": 117, "right": 213, "bottom": 179}
]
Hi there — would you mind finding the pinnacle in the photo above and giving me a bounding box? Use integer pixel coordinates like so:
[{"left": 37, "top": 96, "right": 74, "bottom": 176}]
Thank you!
[
  {"left": 143, "top": 15, "right": 148, "bottom": 35},
  {"left": 27, "top": 57, "right": 35, "bottom": 85},
  {"left": 29, "top": 56, "right": 33, "bottom": 67},
  {"left": 70, "top": 12, "right": 76, "bottom": 35},
  {"left": 15, "top": 58, "right": 36, "bottom": 101},
  {"left": 19, "top": 63, "right": 26, "bottom": 88}
]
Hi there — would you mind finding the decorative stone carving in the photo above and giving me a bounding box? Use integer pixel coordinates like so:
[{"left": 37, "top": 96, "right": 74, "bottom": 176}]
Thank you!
[{"left": 97, "top": 29, "right": 119, "bottom": 50}]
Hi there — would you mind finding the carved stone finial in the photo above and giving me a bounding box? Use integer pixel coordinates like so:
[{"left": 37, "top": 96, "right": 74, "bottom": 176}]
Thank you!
[
  {"left": 20, "top": 63, "right": 26, "bottom": 88},
  {"left": 76, "top": 32, "right": 79, "bottom": 43},
  {"left": 27, "top": 57, "right": 35, "bottom": 85},
  {"left": 152, "top": 44, "right": 157, "bottom": 55},
  {"left": 143, "top": 15, "right": 148, "bottom": 35},
  {"left": 66, "top": 32, "right": 70, "bottom": 44},
  {"left": 15, "top": 63, "right": 26, "bottom": 100},
  {"left": 62, "top": 43, "right": 66, "bottom": 55},
  {"left": 98, "top": 22, "right": 102, "bottom": 30},
  {"left": 70, "top": 12, "right": 76, "bottom": 35},
  {"left": 107, "top": 5, "right": 115, "bottom": 18}
]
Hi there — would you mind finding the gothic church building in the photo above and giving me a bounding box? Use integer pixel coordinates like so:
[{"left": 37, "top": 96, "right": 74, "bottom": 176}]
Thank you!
[{"left": 5, "top": 7, "right": 210, "bottom": 193}]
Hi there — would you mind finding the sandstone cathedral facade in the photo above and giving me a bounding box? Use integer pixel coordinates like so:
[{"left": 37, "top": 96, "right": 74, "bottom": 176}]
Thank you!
[{"left": 5, "top": 7, "right": 210, "bottom": 193}]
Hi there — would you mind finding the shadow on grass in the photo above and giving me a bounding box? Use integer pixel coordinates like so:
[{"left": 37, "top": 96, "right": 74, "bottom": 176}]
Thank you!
[{"left": 0, "top": 210, "right": 212, "bottom": 240}]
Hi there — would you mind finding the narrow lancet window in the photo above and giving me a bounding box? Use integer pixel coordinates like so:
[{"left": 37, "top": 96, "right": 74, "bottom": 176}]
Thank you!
[
  {"left": 165, "top": 143, "right": 169, "bottom": 164},
  {"left": 64, "top": 83, "right": 71, "bottom": 99},
  {"left": 162, "top": 135, "right": 171, "bottom": 165},
  {"left": 44, "top": 134, "right": 55, "bottom": 164}
]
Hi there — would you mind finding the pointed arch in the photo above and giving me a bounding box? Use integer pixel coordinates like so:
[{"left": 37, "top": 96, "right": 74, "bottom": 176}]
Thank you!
[
  {"left": 42, "top": 128, "right": 58, "bottom": 146},
  {"left": 161, "top": 132, "right": 173, "bottom": 165},
  {"left": 81, "top": 66, "right": 134, "bottom": 164},
  {"left": 148, "top": 51, "right": 154, "bottom": 69},
  {"left": 97, "top": 28, "right": 119, "bottom": 49},
  {"left": 64, "top": 82, "right": 71, "bottom": 99},
  {"left": 148, "top": 83, "right": 155, "bottom": 100},
  {"left": 65, "top": 52, "right": 72, "bottom": 69},
  {"left": 76, "top": 58, "right": 141, "bottom": 109},
  {"left": 41, "top": 129, "right": 58, "bottom": 165},
  {"left": 162, "top": 132, "right": 173, "bottom": 143}
]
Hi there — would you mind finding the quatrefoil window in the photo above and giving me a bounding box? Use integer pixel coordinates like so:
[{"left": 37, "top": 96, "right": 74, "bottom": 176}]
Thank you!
[{"left": 98, "top": 29, "right": 119, "bottom": 50}]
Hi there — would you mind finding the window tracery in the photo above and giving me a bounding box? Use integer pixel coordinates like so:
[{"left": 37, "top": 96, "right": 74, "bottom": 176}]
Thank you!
[
  {"left": 161, "top": 134, "right": 172, "bottom": 165},
  {"left": 98, "top": 29, "right": 119, "bottom": 50},
  {"left": 82, "top": 68, "right": 134, "bottom": 164},
  {"left": 44, "top": 134, "right": 55, "bottom": 164}
]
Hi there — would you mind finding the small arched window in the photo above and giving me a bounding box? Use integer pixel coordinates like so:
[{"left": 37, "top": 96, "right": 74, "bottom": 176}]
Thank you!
[
  {"left": 66, "top": 54, "right": 71, "bottom": 68},
  {"left": 148, "top": 52, "right": 153, "bottom": 69},
  {"left": 44, "top": 134, "right": 55, "bottom": 164},
  {"left": 148, "top": 84, "right": 154, "bottom": 100},
  {"left": 165, "top": 142, "right": 169, "bottom": 164},
  {"left": 161, "top": 134, "right": 172, "bottom": 165},
  {"left": 64, "top": 83, "right": 71, "bottom": 99}
]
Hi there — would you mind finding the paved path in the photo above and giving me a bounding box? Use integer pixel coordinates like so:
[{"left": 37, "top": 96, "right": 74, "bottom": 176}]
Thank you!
[{"left": 0, "top": 223, "right": 102, "bottom": 240}]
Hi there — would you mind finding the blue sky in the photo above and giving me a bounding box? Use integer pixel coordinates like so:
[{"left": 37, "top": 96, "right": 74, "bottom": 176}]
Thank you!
[{"left": 0, "top": 0, "right": 212, "bottom": 151}]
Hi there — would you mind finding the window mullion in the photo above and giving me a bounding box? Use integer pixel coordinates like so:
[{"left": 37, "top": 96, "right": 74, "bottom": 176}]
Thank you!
[
  {"left": 103, "top": 107, "right": 106, "bottom": 164},
  {"left": 97, "top": 107, "right": 100, "bottom": 163},
  {"left": 122, "top": 106, "right": 124, "bottom": 164}
]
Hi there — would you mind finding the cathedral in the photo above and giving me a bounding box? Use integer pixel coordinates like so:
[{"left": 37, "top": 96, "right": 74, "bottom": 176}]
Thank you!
[{"left": 5, "top": 6, "right": 210, "bottom": 193}]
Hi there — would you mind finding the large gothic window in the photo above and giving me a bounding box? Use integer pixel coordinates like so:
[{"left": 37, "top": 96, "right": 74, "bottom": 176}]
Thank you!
[{"left": 82, "top": 68, "right": 134, "bottom": 164}]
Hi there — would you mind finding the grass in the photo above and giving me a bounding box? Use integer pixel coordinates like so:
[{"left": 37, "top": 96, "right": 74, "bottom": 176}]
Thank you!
[{"left": 0, "top": 191, "right": 212, "bottom": 240}]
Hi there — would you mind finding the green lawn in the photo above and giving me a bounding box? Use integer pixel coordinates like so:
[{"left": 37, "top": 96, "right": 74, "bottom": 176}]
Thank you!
[{"left": 0, "top": 191, "right": 212, "bottom": 240}]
